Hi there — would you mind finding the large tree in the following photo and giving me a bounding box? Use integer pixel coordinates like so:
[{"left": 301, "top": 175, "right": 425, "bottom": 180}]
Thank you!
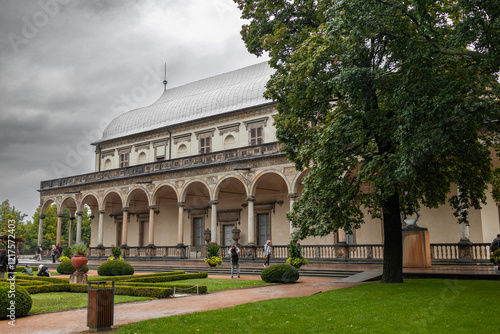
[{"left": 235, "top": 0, "right": 500, "bottom": 282}]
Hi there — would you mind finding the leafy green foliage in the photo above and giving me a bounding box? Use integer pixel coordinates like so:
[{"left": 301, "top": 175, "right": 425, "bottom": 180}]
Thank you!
[
  {"left": 0, "top": 285, "right": 32, "bottom": 320},
  {"left": 235, "top": 0, "right": 500, "bottom": 283},
  {"left": 70, "top": 242, "right": 88, "bottom": 256},
  {"left": 260, "top": 264, "right": 299, "bottom": 283},
  {"left": 56, "top": 260, "right": 89, "bottom": 275},
  {"left": 206, "top": 242, "right": 221, "bottom": 258},
  {"left": 97, "top": 260, "right": 135, "bottom": 276}
]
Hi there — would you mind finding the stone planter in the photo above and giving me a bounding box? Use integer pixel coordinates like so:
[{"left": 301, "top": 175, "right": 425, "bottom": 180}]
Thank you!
[{"left": 71, "top": 255, "right": 88, "bottom": 274}]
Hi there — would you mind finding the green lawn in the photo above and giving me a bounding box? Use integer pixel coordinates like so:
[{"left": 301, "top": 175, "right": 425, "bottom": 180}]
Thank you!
[
  {"left": 116, "top": 279, "right": 500, "bottom": 334},
  {"left": 179, "top": 278, "right": 270, "bottom": 292},
  {"left": 30, "top": 292, "right": 153, "bottom": 314}
]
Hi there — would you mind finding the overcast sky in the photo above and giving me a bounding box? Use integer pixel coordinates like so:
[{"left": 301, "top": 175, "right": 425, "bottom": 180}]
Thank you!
[{"left": 0, "top": 0, "right": 268, "bottom": 221}]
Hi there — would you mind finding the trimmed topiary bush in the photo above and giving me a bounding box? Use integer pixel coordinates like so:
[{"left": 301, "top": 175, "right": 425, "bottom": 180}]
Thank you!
[
  {"left": 261, "top": 264, "right": 299, "bottom": 283},
  {"left": 97, "top": 260, "right": 135, "bottom": 276},
  {"left": 57, "top": 260, "right": 89, "bottom": 274},
  {"left": 0, "top": 284, "right": 32, "bottom": 320}
]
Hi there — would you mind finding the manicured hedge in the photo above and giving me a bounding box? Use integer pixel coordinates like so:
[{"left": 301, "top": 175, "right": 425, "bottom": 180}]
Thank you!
[
  {"left": 88, "top": 271, "right": 185, "bottom": 282},
  {"left": 0, "top": 285, "right": 32, "bottom": 320},
  {"left": 14, "top": 275, "right": 69, "bottom": 284},
  {"left": 261, "top": 264, "right": 299, "bottom": 283},
  {"left": 57, "top": 260, "right": 89, "bottom": 274},
  {"left": 114, "top": 286, "right": 173, "bottom": 298},
  {"left": 124, "top": 272, "right": 207, "bottom": 283},
  {"left": 97, "top": 260, "right": 135, "bottom": 276}
]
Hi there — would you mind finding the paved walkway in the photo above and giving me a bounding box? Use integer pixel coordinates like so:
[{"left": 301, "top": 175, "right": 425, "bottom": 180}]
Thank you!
[{"left": 1, "top": 273, "right": 357, "bottom": 334}]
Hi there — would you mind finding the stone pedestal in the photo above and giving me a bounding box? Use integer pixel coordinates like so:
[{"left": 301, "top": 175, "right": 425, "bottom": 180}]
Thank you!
[
  {"left": 402, "top": 228, "right": 431, "bottom": 268},
  {"left": 70, "top": 273, "right": 88, "bottom": 284}
]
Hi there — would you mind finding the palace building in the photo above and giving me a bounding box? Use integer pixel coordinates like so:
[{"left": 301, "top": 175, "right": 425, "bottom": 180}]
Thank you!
[{"left": 38, "top": 62, "right": 499, "bottom": 261}]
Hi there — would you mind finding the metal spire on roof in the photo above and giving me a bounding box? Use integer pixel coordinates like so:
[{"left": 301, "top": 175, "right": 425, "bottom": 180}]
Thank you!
[{"left": 163, "top": 63, "right": 168, "bottom": 90}]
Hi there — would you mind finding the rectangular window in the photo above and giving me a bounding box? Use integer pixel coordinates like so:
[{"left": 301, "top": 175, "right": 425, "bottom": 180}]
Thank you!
[
  {"left": 119, "top": 153, "right": 129, "bottom": 167},
  {"left": 193, "top": 217, "right": 204, "bottom": 246},
  {"left": 199, "top": 136, "right": 211, "bottom": 154},
  {"left": 250, "top": 126, "right": 263, "bottom": 146},
  {"left": 257, "top": 213, "right": 270, "bottom": 245}
]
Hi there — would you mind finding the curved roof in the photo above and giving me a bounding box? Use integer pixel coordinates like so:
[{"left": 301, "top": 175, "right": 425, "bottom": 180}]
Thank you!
[{"left": 96, "top": 61, "right": 275, "bottom": 143}]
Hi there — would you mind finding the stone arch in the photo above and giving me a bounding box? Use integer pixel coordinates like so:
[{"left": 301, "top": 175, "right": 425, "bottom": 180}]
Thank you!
[
  {"left": 103, "top": 158, "right": 112, "bottom": 170},
  {"left": 79, "top": 193, "right": 99, "bottom": 213},
  {"left": 124, "top": 186, "right": 151, "bottom": 211},
  {"left": 40, "top": 198, "right": 57, "bottom": 215},
  {"left": 250, "top": 170, "right": 291, "bottom": 198},
  {"left": 291, "top": 169, "right": 309, "bottom": 195},
  {"left": 214, "top": 175, "right": 248, "bottom": 205},
  {"left": 101, "top": 190, "right": 123, "bottom": 215},
  {"left": 60, "top": 196, "right": 78, "bottom": 216},
  {"left": 137, "top": 152, "right": 147, "bottom": 164},
  {"left": 152, "top": 183, "right": 179, "bottom": 207},
  {"left": 180, "top": 180, "right": 211, "bottom": 205}
]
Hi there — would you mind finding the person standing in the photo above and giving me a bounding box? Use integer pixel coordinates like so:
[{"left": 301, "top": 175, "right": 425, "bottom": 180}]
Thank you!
[
  {"left": 490, "top": 234, "right": 500, "bottom": 269},
  {"left": 56, "top": 244, "right": 63, "bottom": 258},
  {"left": 0, "top": 249, "right": 6, "bottom": 278},
  {"left": 36, "top": 244, "right": 43, "bottom": 261},
  {"left": 51, "top": 245, "right": 57, "bottom": 263},
  {"left": 230, "top": 244, "right": 240, "bottom": 279},
  {"left": 263, "top": 240, "right": 271, "bottom": 268}
]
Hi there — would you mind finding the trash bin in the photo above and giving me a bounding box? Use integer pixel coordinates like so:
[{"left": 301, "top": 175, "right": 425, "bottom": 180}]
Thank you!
[{"left": 87, "top": 281, "right": 115, "bottom": 331}]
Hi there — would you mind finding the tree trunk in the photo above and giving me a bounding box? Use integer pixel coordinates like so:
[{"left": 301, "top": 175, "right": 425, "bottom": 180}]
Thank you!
[{"left": 381, "top": 191, "right": 403, "bottom": 283}]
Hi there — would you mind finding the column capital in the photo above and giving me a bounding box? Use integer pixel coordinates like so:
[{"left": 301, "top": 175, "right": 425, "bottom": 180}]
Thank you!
[
  {"left": 287, "top": 193, "right": 298, "bottom": 199},
  {"left": 69, "top": 217, "right": 76, "bottom": 221},
  {"left": 39, "top": 215, "right": 46, "bottom": 220},
  {"left": 209, "top": 200, "right": 218, "bottom": 206},
  {"left": 148, "top": 205, "right": 156, "bottom": 211},
  {"left": 76, "top": 211, "right": 83, "bottom": 216},
  {"left": 98, "top": 210, "right": 106, "bottom": 214},
  {"left": 57, "top": 214, "right": 64, "bottom": 218},
  {"left": 122, "top": 207, "right": 130, "bottom": 212},
  {"left": 89, "top": 215, "right": 95, "bottom": 219},
  {"left": 246, "top": 196, "right": 255, "bottom": 202},
  {"left": 177, "top": 202, "right": 186, "bottom": 208}
]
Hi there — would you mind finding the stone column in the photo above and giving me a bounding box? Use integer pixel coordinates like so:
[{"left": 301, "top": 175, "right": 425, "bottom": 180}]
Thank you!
[
  {"left": 76, "top": 211, "right": 83, "bottom": 244},
  {"left": 56, "top": 214, "right": 63, "bottom": 246},
  {"left": 98, "top": 210, "right": 105, "bottom": 247},
  {"left": 210, "top": 200, "right": 218, "bottom": 243},
  {"left": 148, "top": 206, "right": 155, "bottom": 246},
  {"left": 457, "top": 187, "right": 472, "bottom": 261},
  {"left": 121, "top": 207, "right": 129, "bottom": 247},
  {"left": 287, "top": 193, "right": 298, "bottom": 237},
  {"left": 68, "top": 216, "right": 75, "bottom": 246},
  {"left": 247, "top": 196, "right": 255, "bottom": 245},
  {"left": 177, "top": 202, "right": 185, "bottom": 245},
  {"left": 37, "top": 215, "right": 45, "bottom": 246}
]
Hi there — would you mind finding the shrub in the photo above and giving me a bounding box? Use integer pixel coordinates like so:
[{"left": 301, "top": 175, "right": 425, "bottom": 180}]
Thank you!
[
  {"left": 88, "top": 271, "right": 185, "bottom": 282},
  {"left": 124, "top": 272, "right": 207, "bottom": 283},
  {"left": 261, "top": 264, "right": 299, "bottom": 283},
  {"left": 0, "top": 285, "right": 32, "bottom": 319},
  {"left": 111, "top": 244, "right": 122, "bottom": 259},
  {"left": 57, "top": 260, "right": 89, "bottom": 274},
  {"left": 14, "top": 266, "right": 37, "bottom": 273},
  {"left": 62, "top": 247, "right": 72, "bottom": 258},
  {"left": 114, "top": 286, "right": 173, "bottom": 298},
  {"left": 107, "top": 256, "right": 124, "bottom": 261},
  {"left": 58, "top": 256, "right": 70, "bottom": 262},
  {"left": 97, "top": 260, "right": 135, "bottom": 276}
]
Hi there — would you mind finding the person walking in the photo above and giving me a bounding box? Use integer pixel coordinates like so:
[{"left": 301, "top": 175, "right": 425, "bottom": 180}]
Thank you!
[
  {"left": 36, "top": 244, "right": 43, "bottom": 261},
  {"left": 0, "top": 249, "right": 6, "bottom": 278},
  {"left": 51, "top": 245, "right": 57, "bottom": 263},
  {"left": 263, "top": 240, "right": 271, "bottom": 268},
  {"left": 229, "top": 244, "right": 240, "bottom": 279},
  {"left": 56, "top": 244, "right": 63, "bottom": 258}
]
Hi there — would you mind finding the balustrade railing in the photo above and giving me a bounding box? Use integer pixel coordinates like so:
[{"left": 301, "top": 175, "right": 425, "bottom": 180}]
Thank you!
[{"left": 89, "top": 242, "right": 492, "bottom": 263}]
